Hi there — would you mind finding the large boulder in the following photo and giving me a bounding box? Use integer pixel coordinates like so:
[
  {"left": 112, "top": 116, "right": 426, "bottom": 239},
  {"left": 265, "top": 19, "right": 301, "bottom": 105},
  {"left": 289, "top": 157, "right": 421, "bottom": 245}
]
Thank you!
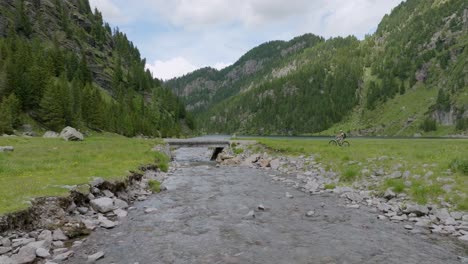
[
  {"left": 0, "top": 146, "right": 14, "bottom": 152},
  {"left": 90, "top": 197, "right": 114, "bottom": 213},
  {"left": 43, "top": 131, "right": 59, "bottom": 138},
  {"left": 60, "top": 127, "right": 84, "bottom": 141},
  {"left": 12, "top": 246, "right": 37, "bottom": 264}
]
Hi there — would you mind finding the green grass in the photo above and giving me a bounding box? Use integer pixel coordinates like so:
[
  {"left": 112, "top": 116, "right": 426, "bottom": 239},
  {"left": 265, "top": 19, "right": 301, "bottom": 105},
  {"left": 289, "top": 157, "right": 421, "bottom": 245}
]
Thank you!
[
  {"left": 0, "top": 134, "right": 164, "bottom": 214},
  {"left": 252, "top": 137, "right": 468, "bottom": 210},
  {"left": 148, "top": 180, "right": 162, "bottom": 193}
]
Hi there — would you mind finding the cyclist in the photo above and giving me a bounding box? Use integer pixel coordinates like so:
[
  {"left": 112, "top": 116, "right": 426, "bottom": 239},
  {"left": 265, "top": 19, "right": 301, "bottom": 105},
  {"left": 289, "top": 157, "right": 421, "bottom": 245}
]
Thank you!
[{"left": 336, "top": 130, "right": 346, "bottom": 144}]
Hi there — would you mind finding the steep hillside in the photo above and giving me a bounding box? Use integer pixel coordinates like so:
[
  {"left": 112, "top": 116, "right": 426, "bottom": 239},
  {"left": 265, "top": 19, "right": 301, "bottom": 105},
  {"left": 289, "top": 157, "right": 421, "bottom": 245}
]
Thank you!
[
  {"left": 166, "top": 0, "right": 468, "bottom": 136},
  {"left": 165, "top": 34, "right": 324, "bottom": 113},
  {"left": 0, "top": 0, "right": 191, "bottom": 137}
]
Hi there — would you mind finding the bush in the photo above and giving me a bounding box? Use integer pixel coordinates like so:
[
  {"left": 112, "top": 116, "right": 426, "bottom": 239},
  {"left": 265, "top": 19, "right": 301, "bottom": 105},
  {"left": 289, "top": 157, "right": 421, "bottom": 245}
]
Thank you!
[
  {"left": 341, "top": 168, "right": 358, "bottom": 182},
  {"left": 148, "top": 180, "right": 161, "bottom": 193},
  {"left": 450, "top": 158, "right": 468, "bottom": 175},
  {"left": 154, "top": 152, "right": 169, "bottom": 172}
]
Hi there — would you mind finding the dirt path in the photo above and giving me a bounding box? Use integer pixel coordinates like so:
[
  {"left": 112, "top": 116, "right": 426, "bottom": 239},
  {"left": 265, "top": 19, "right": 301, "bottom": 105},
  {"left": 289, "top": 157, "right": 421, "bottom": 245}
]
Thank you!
[{"left": 68, "top": 161, "right": 467, "bottom": 264}]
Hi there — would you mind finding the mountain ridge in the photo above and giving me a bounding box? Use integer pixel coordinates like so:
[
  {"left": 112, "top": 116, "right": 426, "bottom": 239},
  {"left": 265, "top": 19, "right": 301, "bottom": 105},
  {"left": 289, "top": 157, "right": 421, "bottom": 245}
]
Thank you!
[{"left": 165, "top": 0, "right": 468, "bottom": 136}]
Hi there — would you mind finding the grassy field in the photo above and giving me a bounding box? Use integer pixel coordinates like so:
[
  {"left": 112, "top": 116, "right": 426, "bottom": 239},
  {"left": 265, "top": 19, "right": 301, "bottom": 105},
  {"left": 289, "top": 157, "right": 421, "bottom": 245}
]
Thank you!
[
  {"left": 0, "top": 134, "right": 167, "bottom": 215},
  {"left": 253, "top": 138, "right": 468, "bottom": 210}
]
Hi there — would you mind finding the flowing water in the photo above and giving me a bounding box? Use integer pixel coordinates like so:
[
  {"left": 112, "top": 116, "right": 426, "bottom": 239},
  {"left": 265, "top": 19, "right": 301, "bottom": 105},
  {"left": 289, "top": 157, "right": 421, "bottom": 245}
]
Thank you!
[{"left": 68, "top": 147, "right": 467, "bottom": 264}]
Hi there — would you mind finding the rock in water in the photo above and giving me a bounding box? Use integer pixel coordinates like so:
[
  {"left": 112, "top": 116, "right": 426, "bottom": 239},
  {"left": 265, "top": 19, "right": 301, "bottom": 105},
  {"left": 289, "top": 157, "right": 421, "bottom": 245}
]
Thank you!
[
  {"left": 0, "top": 146, "right": 14, "bottom": 152},
  {"left": 144, "top": 208, "right": 158, "bottom": 214},
  {"left": 305, "top": 211, "right": 315, "bottom": 217},
  {"left": 43, "top": 131, "right": 59, "bottom": 138},
  {"left": 90, "top": 197, "right": 114, "bottom": 213},
  {"left": 59, "top": 127, "right": 84, "bottom": 141},
  {"left": 87, "top": 251, "right": 105, "bottom": 263},
  {"left": 243, "top": 210, "right": 255, "bottom": 219},
  {"left": 285, "top": 192, "right": 294, "bottom": 199},
  {"left": 258, "top": 204, "right": 265, "bottom": 211}
]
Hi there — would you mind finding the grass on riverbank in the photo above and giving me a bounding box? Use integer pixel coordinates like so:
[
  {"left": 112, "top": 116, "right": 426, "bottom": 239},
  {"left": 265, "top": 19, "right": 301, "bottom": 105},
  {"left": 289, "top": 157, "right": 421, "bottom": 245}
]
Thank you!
[
  {"left": 0, "top": 134, "right": 166, "bottom": 215},
  {"left": 252, "top": 138, "right": 468, "bottom": 210}
]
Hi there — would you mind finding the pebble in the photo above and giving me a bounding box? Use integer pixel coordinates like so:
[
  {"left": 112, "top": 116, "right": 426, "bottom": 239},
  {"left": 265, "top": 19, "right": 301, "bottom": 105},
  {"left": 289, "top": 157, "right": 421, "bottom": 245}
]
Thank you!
[
  {"left": 243, "top": 210, "right": 255, "bottom": 219},
  {"left": 305, "top": 211, "right": 315, "bottom": 217},
  {"left": 36, "top": 247, "right": 51, "bottom": 258},
  {"left": 87, "top": 251, "right": 105, "bottom": 263},
  {"left": 258, "top": 204, "right": 265, "bottom": 211},
  {"left": 404, "top": 225, "right": 414, "bottom": 230},
  {"left": 144, "top": 208, "right": 158, "bottom": 214},
  {"left": 285, "top": 192, "right": 294, "bottom": 199}
]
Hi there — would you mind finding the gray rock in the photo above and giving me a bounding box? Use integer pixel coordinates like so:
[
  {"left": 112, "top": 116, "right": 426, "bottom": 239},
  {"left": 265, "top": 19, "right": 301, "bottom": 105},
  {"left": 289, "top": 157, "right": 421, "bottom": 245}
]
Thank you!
[
  {"left": 98, "top": 215, "right": 117, "bottom": 229},
  {"left": 463, "top": 215, "right": 468, "bottom": 222},
  {"left": 52, "top": 229, "right": 68, "bottom": 241},
  {"left": 243, "top": 210, "right": 255, "bottom": 219},
  {"left": 0, "top": 256, "right": 14, "bottom": 264},
  {"left": 450, "top": 211, "right": 464, "bottom": 220},
  {"left": 0, "top": 246, "right": 12, "bottom": 254},
  {"left": 114, "top": 209, "right": 128, "bottom": 218},
  {"left": 443, "top": 217, "right": 457, "bottom": 226},
  {"left": 320, "top": 202, "right": 325, "bottom": 208},
  {"left": 377, "top": 215, "right": 387, "bottom": 220},
  {"left": 102, "top": 190, "right": 114, "bottom": 198},
  {"left": 12, "top": 238, "right": 35, "bottom": 248},
  {"left": 90, "top": 197, "right": 114, "bottom": 213},
  {"left": 36, "top": 247, "right": 51, "bottom": 258},
  {"left": 60, "top": 127, "right": 84, "bottom": 141},
  {"left": 144, "top": 208, "right": 158, "bottom": 214},
  {"left": 77, "top": 207, "right": 89, "bottom": 214},
  {"left": 52, "top": 241, "right": 64, "bottom": 248},
  {"left": 90, "top": 178, "right": 104, "bottom": 187},
  {"left": 258, "top": 204, "right": 265, "bottom": 211},
  {"left": 405, "top": 204, "right": 429, "bottom": 216},
  {"left": 404, "top": 225, "right": 414, "bottom": 230},
  {"left": 346, "top": 204, "right": 360, "bottom": 209},
  {"left": 43, "top": 131, "right": 59, "bottom": 138},
  {"left": 38, "top": 230, "right": 52, "bottom": 242},
  {"left": 12, "top": 246, "right": 37, "bottom": 264},
  {"left": 82, "top": 219, "right": 97, "bottom": 231},
  {"left": 87, "top": 251, "right": 105, "bottom": 263},
  {"left": 389, "top": 171, "right": 402, "bottom": 179},
  {"left": 342, "top": 192, "right": 363, "bottom": 203},
  {"left": 53, "top": 248, "right": 68, "bottom": 255},
  {"left": 305, "top": 211, "right": 315, "bottom": 217},
  {"left": 304, "top": 180, "right": 319, "bottom": 193},
  {"left": 459, "top": 256, "right": 468, "bottom": 263},
  {"left": 1, "top": 238, "right": 11, "bottom": 247},
  {"left": 0, "top": 146, "right": 14, "bottom": 152},
  {"left": 384, "top": 189, "right": 396, "bottom": 200},
  {"left": 270, "top": 159, "right": 281, "bottom": 170},
  {"left": 27, "top": 240, "right": 51, "bottom": 250},
  {"left": 53, "top": 251, "right": 74, "bottom": 261},
  {"left": 459, "top": 234, "right": 468, "bottom": 243},
  {"left": 434, "top": 208, "right": 451, "bottom": 222},
  {"left": 377, "top": 203, "right": 393, "bottom": 213},
  {"left": 113, "top": 198, "right": 129, "bottom": 209},
  {"left": 285, "top": 192, "right": 294, "bottom": 199},
  {"left": 241, "top": 154, "right": 260, "bottom": 166}
]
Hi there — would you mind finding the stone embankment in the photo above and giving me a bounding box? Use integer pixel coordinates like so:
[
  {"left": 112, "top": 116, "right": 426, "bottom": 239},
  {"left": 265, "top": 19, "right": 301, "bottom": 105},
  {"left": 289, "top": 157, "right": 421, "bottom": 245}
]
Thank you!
[
  {"left": 217, "top": 145, "right": 468, "bottom": 245},
  {"left": 0, "top": 165, "right": 168, "bottom": 264}
]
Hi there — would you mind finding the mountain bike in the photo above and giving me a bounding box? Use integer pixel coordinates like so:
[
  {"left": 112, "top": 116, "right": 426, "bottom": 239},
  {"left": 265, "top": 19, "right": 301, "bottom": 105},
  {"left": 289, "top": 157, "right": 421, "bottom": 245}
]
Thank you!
[{"left": 329, "top": 138, "right": 350, "bottom": 147}]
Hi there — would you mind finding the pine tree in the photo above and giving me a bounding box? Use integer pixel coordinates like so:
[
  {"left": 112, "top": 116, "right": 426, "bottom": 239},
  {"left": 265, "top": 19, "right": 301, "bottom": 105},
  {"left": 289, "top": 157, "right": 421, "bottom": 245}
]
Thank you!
[
  {"left": 0, "top": 93, "right": 20, "bottom": 134},
  {"left": 39, "top": 80, "right": 66, "bottom": 131}
]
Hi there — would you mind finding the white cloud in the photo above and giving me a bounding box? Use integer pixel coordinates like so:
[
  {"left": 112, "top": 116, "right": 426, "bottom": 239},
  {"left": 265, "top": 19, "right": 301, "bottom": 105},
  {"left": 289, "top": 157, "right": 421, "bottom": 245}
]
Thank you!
[
  {"left": 94, "top": 0, "right": 404, "bottom": 79},
  {"left": 146, "top": 57, "right": 199, "bottom": 80},
  {"left": 213, "top": 62, "right": 231, "bottom": 70},
  {"left": 89, "top": 0, "right": 129, "bottom": 24}
]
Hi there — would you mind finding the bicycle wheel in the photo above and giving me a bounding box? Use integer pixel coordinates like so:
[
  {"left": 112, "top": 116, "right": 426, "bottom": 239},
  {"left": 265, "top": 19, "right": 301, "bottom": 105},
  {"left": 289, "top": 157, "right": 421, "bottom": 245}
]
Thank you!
[
  {"left": 329, "top": 140, "right": 338, "bottom": 146},
  {"left": 341, "top": 141, "right": 350, "bottom": 147}
]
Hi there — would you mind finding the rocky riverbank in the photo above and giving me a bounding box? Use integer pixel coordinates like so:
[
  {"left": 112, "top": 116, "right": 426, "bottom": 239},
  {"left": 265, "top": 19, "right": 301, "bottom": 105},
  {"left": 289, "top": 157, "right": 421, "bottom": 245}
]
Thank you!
[
  {"left": 217, "top": 144, "right": 468, "bottom": 245},
  {"left": 0, "top": 165, "right": 169, "bottom": 264}
]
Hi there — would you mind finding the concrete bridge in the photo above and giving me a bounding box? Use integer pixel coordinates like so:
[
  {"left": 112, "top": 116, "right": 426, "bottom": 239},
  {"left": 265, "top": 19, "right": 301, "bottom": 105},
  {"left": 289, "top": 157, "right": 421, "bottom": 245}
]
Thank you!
[{"left": 164, "top": 139, "right": 231, "bottom": 160}]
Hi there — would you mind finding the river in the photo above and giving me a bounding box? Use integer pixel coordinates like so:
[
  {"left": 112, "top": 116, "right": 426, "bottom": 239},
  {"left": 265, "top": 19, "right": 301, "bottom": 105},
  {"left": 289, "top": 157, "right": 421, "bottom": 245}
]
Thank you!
[{"left": 67, "top": 147, "right": 467, "bottom": 264}]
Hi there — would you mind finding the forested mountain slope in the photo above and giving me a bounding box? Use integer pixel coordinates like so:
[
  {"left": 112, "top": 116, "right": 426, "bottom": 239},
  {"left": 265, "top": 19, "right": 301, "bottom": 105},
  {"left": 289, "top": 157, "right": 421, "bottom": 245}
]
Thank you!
[
  {"left": 166, "top": 0, "right": 468, "bottom": 136},
  {"left": 0, "top": 0, "right": 191, "bottom": 137}
]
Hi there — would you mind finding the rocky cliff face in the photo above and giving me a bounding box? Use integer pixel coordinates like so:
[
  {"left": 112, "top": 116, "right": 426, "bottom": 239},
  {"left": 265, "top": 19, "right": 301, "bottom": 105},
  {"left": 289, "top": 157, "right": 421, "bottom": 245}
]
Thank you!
[{"left": 0, "top": 0, "right": 114, "bottom": 90}]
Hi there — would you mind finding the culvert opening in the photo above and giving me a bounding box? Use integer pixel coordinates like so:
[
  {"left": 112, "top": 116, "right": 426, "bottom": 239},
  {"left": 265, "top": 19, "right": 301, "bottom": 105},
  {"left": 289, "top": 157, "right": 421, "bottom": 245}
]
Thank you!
[{"left": 210, "top": 147, "right": 224, "bottom": 161}]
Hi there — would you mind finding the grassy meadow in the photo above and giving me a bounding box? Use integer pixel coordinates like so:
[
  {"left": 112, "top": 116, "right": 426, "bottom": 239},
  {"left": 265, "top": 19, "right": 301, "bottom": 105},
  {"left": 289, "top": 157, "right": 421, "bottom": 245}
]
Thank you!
[
  {"left": 0, "top": 134, "right": 167, "bottom": 214},
  {"left": 253, "top": 138, "right": 468, "bottom": 210}
]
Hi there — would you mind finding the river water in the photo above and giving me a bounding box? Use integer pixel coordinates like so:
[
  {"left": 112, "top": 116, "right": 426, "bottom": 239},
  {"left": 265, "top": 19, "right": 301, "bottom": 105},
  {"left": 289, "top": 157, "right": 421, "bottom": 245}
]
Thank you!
[{"left": 68, "top": 147, "right": 467, "bottom": 264}]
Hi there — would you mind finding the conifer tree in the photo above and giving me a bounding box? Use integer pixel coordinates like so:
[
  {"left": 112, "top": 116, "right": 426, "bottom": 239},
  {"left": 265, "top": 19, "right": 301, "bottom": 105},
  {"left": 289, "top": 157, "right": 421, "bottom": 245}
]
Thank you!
[{"left": 39, "top": 80, "right": 66, "bottom": 131}]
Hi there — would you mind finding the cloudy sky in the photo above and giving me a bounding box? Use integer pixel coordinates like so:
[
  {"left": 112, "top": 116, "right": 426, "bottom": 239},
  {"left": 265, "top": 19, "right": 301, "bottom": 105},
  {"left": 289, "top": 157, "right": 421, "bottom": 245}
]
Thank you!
[{"left": 89, "top": 0, "right": 404, "bottom": 80}]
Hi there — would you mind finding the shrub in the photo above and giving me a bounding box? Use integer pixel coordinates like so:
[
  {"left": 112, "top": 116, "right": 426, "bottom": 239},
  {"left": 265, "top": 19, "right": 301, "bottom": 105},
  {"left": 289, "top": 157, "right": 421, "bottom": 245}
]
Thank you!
[
  {"left": 148, "top": 180, "right": 161, "bottom": 193},
  {"left": 450, "top": 158, "right": 468, "bottom": 175},
  {"left": 419, "top": 118, "right": 437, "bottom": 132},
  {"left": 341, "top": 168, "right": 358, "bottom": 182},
  {"left": 154, "top": 152, "right": 169, "bottom": 172}
]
